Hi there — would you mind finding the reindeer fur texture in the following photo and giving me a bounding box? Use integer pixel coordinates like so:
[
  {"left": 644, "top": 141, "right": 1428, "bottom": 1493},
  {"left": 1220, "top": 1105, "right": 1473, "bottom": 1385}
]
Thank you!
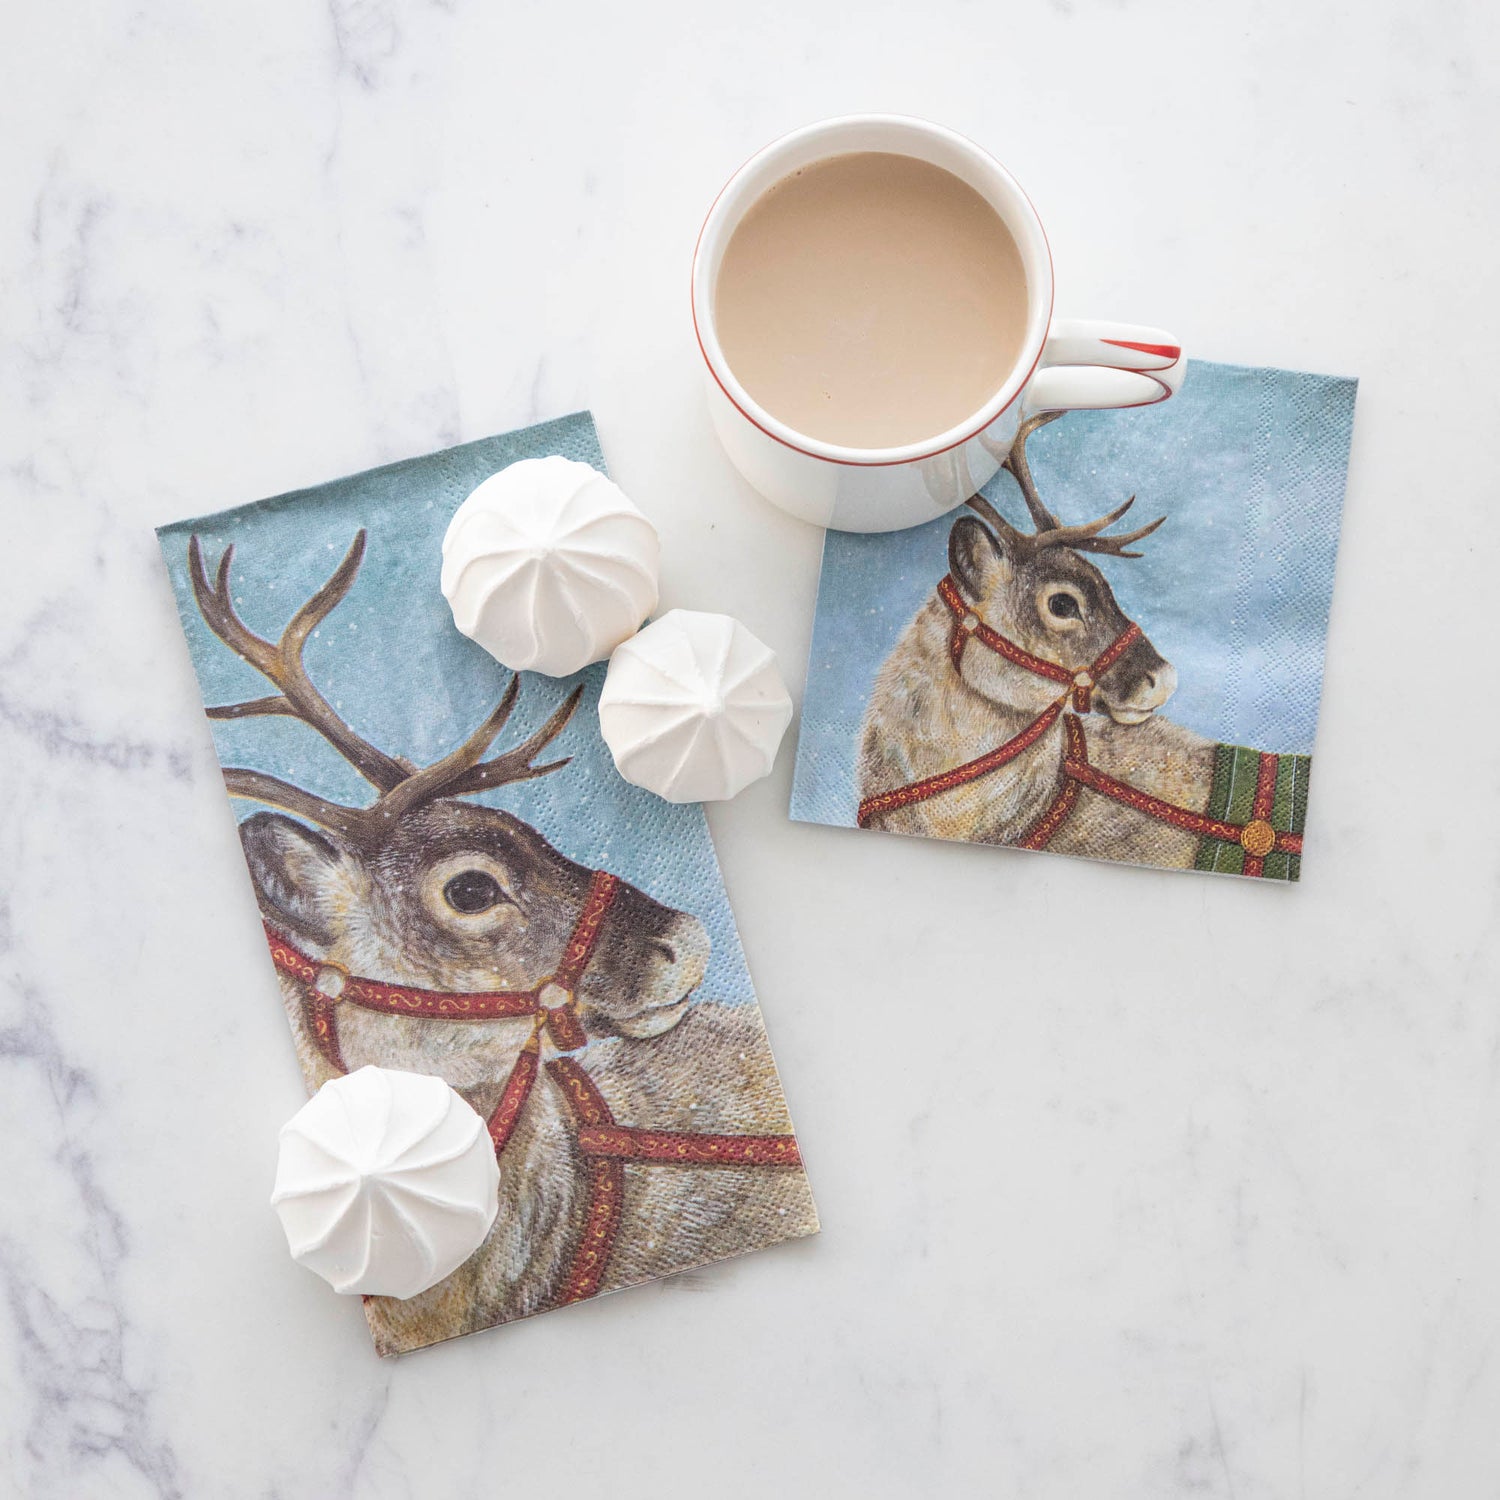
[
  {"left": 245, "top": 805, "right": 816, "bottom": 1354},
  {"left": 857, "top": 420, "right": 1238, "bottom": 869}
]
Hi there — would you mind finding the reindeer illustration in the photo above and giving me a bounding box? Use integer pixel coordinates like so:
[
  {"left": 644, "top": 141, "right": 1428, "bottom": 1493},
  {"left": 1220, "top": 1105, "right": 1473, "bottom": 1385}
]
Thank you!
[
  {"left": 189, "top": 531, "right": 816, "bottom": 1354},
  {"left": 857, "top": 412, "right": 1309, "bottom": 879}
]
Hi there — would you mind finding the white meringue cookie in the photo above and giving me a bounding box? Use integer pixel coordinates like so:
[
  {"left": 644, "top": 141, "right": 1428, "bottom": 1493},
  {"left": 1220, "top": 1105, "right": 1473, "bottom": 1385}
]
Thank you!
[
  {"left": 598, "top": 610, "right": 793, "bottom": 802},
  {"left": 270, "top": 1066, "right": 499, "bottom": 1300},
  {"left": 440, "top": 456, "right": 659, "bottom": 678}
]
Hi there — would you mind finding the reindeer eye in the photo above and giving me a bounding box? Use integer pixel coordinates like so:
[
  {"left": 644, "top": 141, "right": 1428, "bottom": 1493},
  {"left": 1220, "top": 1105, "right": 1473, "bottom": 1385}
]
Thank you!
[
  {"left": 444, "top": 870, "right": 504, "bottom": 914},
  {"left": 1046, "top": 592, "right": 1082, "bottom": 621}
]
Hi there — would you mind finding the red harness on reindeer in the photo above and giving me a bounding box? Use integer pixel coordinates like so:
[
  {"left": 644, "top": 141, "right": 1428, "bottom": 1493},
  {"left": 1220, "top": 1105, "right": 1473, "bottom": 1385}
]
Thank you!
[
  {"left": 857, "top": 575, "right": 1303, "bottom": 874},
  {"left": 264, "top": 870, "right": 801, "bottom": 1305}
]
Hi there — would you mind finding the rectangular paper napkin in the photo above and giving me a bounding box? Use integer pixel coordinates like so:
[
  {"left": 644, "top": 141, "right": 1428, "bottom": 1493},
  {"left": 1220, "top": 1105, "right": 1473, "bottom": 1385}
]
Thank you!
[
  {"left": 791, "top": 360, "right": 1356, "bottom": 881},
  {"left": 158, "top": 413, "right": 817, "bottom": 1354}
]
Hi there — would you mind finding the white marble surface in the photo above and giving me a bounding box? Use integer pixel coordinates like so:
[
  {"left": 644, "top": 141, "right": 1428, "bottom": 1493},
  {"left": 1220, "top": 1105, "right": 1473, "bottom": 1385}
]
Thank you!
[{"left": 3, "top": 2, "right": 1498, "bottom": 1496}]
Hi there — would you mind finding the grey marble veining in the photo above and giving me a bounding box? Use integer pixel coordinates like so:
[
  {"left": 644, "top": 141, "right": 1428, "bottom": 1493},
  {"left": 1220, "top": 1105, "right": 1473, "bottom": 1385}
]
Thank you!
[{"left": 4, "top": 1, "right": 1500, "bottom": 1496}]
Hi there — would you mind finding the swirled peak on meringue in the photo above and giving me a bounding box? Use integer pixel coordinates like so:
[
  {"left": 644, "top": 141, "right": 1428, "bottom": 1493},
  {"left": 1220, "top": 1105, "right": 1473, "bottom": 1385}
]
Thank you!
[
  {"left": 270, "top": 1066, "right": 500, "bottom": 1300},
  {"left": 441, "top": 456, "right": 660, "bottom": 678},
  {"left": 599, "top": 610, "right": 793, "bottom": 803}
]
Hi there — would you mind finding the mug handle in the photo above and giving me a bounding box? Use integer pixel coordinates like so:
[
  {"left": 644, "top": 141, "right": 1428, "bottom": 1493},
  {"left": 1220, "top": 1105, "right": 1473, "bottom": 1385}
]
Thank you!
[{"left": 1024, "top": 319, "right": 1186, "bottom": 412}]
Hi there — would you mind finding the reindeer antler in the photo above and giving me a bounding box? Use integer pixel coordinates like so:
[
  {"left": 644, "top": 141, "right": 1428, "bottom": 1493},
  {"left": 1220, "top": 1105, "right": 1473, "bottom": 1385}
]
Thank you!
[
  {"left": 967, "top": 411, "right": 1166, "bottom": 561},
  {"left": 964, "top": 491, "right": 1028, "bottom": 554},
  {"left": 219, "top": 768, "right": 370, "bottom": 843},
  {"left": 1001, "top": 410, "right": 1067, "bottom": 532},
  {"left": 190, "top": 532, "right": 409, "bottom": 792},
  {"left": 188, "top": 533, "right": 580, "bottom": 839},
  {"left": 373, "top": 677, "right": 584, "bottom": 826},
  {"left": 1031, "top": 496, "right": 1165, "bottom": 559}
]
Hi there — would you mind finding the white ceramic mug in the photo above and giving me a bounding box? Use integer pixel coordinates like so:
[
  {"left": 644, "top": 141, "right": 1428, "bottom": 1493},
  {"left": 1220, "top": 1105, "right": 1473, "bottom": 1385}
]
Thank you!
[{"left": 691, "top": 115, "right": 1186, "bottom": 533}]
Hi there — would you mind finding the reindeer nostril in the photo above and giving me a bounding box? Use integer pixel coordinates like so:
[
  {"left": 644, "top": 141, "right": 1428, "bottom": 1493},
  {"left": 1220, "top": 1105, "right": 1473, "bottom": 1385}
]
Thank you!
[
  {"left": 1144, "top": 673, "right": 1156, "bottom": 690},
  {"left": 647, "top": 938, "right": 679, "bottom": 967}
]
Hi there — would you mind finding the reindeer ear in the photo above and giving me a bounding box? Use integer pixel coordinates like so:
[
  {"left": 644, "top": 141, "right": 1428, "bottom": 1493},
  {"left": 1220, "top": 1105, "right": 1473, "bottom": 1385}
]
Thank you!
[
  {"left": 949, "top": 516, "right": 1012, "bottom": 598},
  {"left": 239, "top": 812, "right": 343, "bottom": 946}
]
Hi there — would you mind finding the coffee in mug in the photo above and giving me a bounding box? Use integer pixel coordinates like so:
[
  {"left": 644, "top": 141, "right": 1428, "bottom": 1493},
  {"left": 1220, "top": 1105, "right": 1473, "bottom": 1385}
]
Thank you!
[{"left": 713, "top": 152, "right": 1029, "bottom": 450}]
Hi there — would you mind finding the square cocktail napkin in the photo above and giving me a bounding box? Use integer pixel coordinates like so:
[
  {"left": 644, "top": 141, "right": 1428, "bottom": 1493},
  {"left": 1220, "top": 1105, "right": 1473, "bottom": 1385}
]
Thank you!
[{"left": 791, "top": 360, "right": 1356, "bottom": 881}]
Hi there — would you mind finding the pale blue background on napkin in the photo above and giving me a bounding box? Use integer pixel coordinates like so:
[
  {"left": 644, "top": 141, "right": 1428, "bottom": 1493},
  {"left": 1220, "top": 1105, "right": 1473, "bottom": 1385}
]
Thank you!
[
  {"left": 790, "top": 360, "right": 1357, "bottom": 829},
  {"left": 159, "top": 413, "right": 758, "bottom": 1007}
]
